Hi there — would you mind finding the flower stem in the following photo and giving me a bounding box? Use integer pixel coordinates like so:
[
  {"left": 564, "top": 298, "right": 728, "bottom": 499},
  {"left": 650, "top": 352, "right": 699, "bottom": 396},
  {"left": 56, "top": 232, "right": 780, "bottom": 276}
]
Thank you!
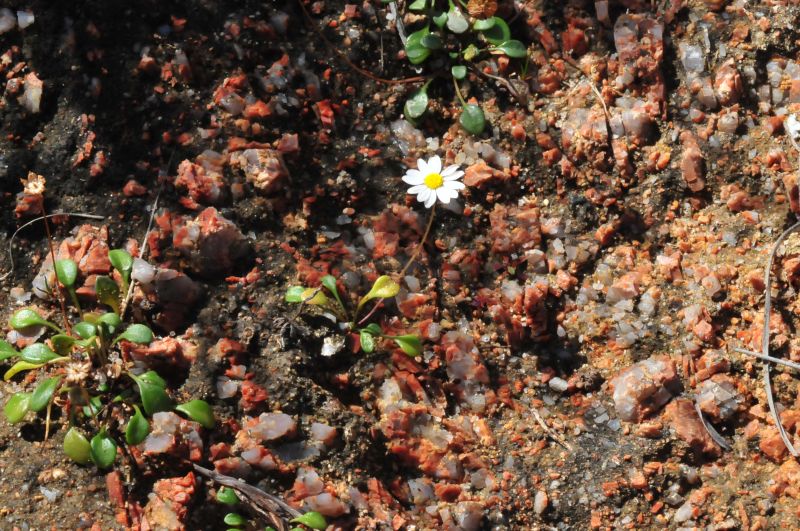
[
  {"left": 452, "top": 77, "right": 467, "bottom": 107},
  {"left": 400, "top": 203, "right": 436, "bottom": 276}
]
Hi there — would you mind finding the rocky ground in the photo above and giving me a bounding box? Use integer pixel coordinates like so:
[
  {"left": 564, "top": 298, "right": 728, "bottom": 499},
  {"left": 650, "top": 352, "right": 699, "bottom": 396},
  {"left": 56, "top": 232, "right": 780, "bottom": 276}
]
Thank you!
[{"left": 2, "top": 0, "right": 800, "bottom": 529}]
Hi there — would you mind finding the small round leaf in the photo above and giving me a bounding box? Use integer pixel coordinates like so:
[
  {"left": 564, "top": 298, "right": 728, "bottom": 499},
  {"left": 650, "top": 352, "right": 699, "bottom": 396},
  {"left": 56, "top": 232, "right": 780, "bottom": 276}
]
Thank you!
[
  {"left": 114, "top": 324, "right": 153, "bottom": 345},
  {"left": 216, "top": 487, "right": 240, "bottom": 505},
  {"left": 473, "top": 17, "right": 497, "bottom": 30},
  {"left": 4, "top": 360, "right": 44, "bottom": 381},
  {"left": 90, "top": 429, "right": 118, "bottom": 468},
  {"left": 300, "top": 288, "right": 328, "bottom": 307},
  {"left": 125, "top": 405, "right": 150, "bottom": 445},
  {"left": 480, "top": 16, "right": 511, "bottom": 45},
  {"left": 132, "top": 375, "right": 174, "bottom": 415},
  {"left": 224, "top": 513, "right": 246, "bottom": 526},
  {"left": 404, "top": 89, "right": 429, "bottom": 120},
  {"left": 451, "top": 65, "right": 467, "bottom": 80},
  {"left": 50, "top": 334, "right": 76, "bottom": 356},
  {"left": 29, "top": 376, "right": 61, "bottom": 412},
  {"left": 139, "top": 370, "right": 167, "bottom": 388},
  {"left": 108, "top": 249, "right": 134, "bottom": 279},
  {"left": 420, "top": 33, "right": 443, "bottom": 50},
  {"left": 64, "top": 427, "right": 92, "bottom": 464},
  {"left": 446, "top": 8, "right": 469, "bottom": 33},
  {"left": 360, "top": 331, "right": 375, "bottom": 353},
  {"left": 73, "top": 321, "right": 98, "bottom": 339},
  {"left": 175, "top": 400, "right": 215, "bottom": 429},
  {"left": 20, "top": 343, "right": 59, "bottom": 364},
  {"left": 392, "top": 335, "right": 423, "bottom": 356},
  {"left": 359, "top": 275, "right": 400, "bottom": 308},
  {"left": 10, "top": 308, "right": 59, "bottom": 332},
  {"left": 4, "top": 392, "right": 30, "bottom": 423},
  {"left": 55, "top": 259, "right": 79, "bottom": 288},
  {"left": 459, "top": 104, "right": 486, "bottom": 135}
]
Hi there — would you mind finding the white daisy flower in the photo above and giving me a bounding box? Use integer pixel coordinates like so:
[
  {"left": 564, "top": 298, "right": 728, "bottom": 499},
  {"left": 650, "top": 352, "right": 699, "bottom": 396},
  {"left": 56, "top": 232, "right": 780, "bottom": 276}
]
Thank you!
[
  {"left": 787, "top": 114, "right": 800, "bottom": 149},
  {"left": 402, "top": 155, "right": 465, "bottom": 208}
]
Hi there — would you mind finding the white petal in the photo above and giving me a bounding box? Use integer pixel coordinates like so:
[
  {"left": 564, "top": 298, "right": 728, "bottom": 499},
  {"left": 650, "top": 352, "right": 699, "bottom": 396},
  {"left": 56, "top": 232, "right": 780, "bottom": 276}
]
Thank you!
[
  {"left": 402, "top": 169, "right": 424, "bottom": 185},
  {"left": 443, "top": 180, "right": 465, "bottom": 191},
  {"left": 441, "top": 164, "right": 461, "bottom": 177},
  {"left": 417, "top": 189, "right": 431, "bottom": 203},
  {"left": 408, "top": 184, "right": 428, "bottom": 194},
  {"left": 436, "top": 188, "right": 451, "bottom": 204},
  {"left": 424, "top": 193, "right": 437, "bottom": 208},
  {"left": 416, "top": 158, "right": 429, "bottom": 175},
  {"left": 427, "top": 155, "right": 442, "bottom": 175},
  {"left": 444, "top": 170, "right": 464, "bottom": 181}
]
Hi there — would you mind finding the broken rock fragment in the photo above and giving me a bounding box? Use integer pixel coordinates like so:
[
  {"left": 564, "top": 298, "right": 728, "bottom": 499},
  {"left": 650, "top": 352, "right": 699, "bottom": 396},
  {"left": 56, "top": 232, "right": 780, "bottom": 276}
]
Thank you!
[
  {"left": 230, "top": 148, "right": 289, "bottom": 195},
  {"left": 609, "top": 356, "right": 681, "bottom": 422},
  {"left": 172, "top": 207, "right": 251, "bottom": 277}
]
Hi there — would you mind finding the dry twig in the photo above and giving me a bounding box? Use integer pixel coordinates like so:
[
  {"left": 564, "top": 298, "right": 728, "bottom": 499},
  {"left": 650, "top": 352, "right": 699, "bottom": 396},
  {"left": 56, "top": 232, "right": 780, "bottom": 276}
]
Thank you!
[{"left": 531, "top": 408, "right": 572, "bottom": 451}]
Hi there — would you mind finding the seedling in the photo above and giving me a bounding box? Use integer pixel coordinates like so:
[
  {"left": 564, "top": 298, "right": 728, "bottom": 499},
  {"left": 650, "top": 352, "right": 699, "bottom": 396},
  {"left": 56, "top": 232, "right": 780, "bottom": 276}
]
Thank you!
[
  {"left": 286, "top": 274, "right": 422, "bottom": 357},
  {"left": 395, "top": 1, "right": 528, "bottom": 134},
  {"left": 1, "top": 248, "right": 215, "bottom": 469}
]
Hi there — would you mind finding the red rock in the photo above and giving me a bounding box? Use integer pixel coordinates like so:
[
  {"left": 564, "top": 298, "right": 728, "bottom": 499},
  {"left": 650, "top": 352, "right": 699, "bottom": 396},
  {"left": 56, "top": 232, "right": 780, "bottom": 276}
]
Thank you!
[
  {"left": 759, "top": 428, "right": 789, "bottom": 462},
  {"left": 143, "top": 472, "right": 196, "bottom": 530},
  {"left": 277, "top": 133, "right": 300, "bottom": 153},
  {"left": 243, "top": 99, "right": 272, "bottom": 119},
  {"left": 124, "top": 337, "right": 197, "bottom": 369},
  {"left": 769, "top": 459, "right": 800, "bottom": 498},
  {"left": 315, "top": 99, "right": 335, "bottom": 128},
  {"left": 714, "top": 60, "right": 743, "bottom": 106},
  {"left": 123, "top": 179, "right": 147, "bottom": 197},
  {"left": 562, "top": 25, "right": 588, "bottom": 56},
  {"left": 239, "top": 379, "right": 269, "bottom": 413},
  {"left": 680, "top": 131, "right": 705, "bottom": 192},
  {"left": 665, "top": 399, "right": 720, "bottom": 456},
  {"left": 174, "top": 158, "right": 226, "bottom": 206},
  {"left": 783, "top": 173, "right": 800, "bottom": 215},
  {"left": 172, "top": 207, "right": 251, "bottom": 277},
  {"left": 464, "top": 160, "right": 509, "bottom": 187},
  {"left": 230, "top": 148, "right": 289, "bottom": 195},
  {"left": 609, "top": 356, "right": 681, "bottom": 422}
]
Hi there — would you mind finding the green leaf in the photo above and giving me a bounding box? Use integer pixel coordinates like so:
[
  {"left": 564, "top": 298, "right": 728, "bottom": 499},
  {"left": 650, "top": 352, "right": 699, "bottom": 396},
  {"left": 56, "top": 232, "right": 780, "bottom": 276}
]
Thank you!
[
  {"left": 451, "top": 65, "right": 467, "bottom": 80},
  {"left": 50, "top": 334, "right": 76, "bottom": 356},
  {"left": 10, "top": 308, "right": 61, "bottom": 332},
  {"left": 19, "top": 343, "right": 59, "bottom": 364},
  {"left": 473, "top": 17, "right": 497, "bottom": 31},
  {"left": 420, "top": 33, "right": 443, "bottom": 50},
  {"left": 392, "top": 335, "right": 423, "bottom": 356},
  {"left": 364, "top": 323, "right": 382, "bottom": 336},
  {"left": 139, "top": 370, "right": 167, "bottom": 388},
  {"left": 108, "top": 249, "right": 134, "bottom": 283},
  {"left": 0, "top": 340, "right": 18, "bottom": 362},
  {"left": 321, "top": 275, "right": 345, "bottom": 311},
  {"left": 358, "top": 275, "right": 400, "bottom": 310},
  {"left": 96, "top": 312, "right": 122, "bottom": 334},
  {"left": 175, "top": 400, "right": 215, "bottom": 428},
  {"left": 459, "top": 103, "right": 486, "bottom": 135},
  {"left": 446, "top": 7, "right": 469, "bottom": 33},
  {"left": 492, "top": 40, "right": 528, "bottom": 58},
  {"left": 64, "top": 427, "right": 92, "bottom": 464},
  {"left": 132, "top": 374, "right": 174, "bottom": 415},
  {"left": 300, "top": 288, "right": 328, "bottom": 307},
  {"left": 114, "top": 323, "right": 153, "bottom": 345},
  {"left": 125, "top": 405, "right": 150, "bottom": 445},
  {"left": 463, "top": 43, "right": 479, "bottom": 61},
  {"left": 29, "top": 376, "right": 61, "bottom": 412},
  {"left": 4, "top": 393, "right": 30, "bottom": 423},
  {"left": 4, "top": 361, "right": 45, "bottom": 381},
  {"left": 55, "top": 259, "right": 79, "bottom": 289},
  {"left": 285, "top": 286, "right": 305, "bottom": 303},
  {"left": 216, "top": 487, "right": 240, "bottom": 505},
  {"left": 90, "top": 429, "right": 117, "bottom": 468},
  {"left": 224, "top": 513, "right": 246, "bottom": 526},
  {"left": 360, "top": 331, "right": 375, "bottom": 353},
  {"left": 83, "top": 395, "right": 102, "bottom": 417},
  {"left": 405, "top": 27, "right": 431, "bottom": 65},
  {"left": 432, "top": 12, "right": 448, "bottom": 28},
  {"left": 73, "top": 321, "right": 98, "bottom": 339},
  {"left": 404, "top": 89, "right": 429, "bottom": 120},
  {"left": 408, "top": 0, "right": 427, "bottom": 11},
  {"left": 480, "top": 16, "right": 510, "bottom": 45},
  {"left": 291, "top": 511, "right": 327, "bottom": 530},
  {"left": 95, "top": 276, "right": 121, "bottom": 313}
]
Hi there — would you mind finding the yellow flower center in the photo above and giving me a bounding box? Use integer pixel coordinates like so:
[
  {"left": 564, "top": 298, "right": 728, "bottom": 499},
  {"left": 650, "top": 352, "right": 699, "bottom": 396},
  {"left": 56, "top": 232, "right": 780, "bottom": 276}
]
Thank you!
[{"left": 424, "top": 173, "right": 444, "bottom": 189}]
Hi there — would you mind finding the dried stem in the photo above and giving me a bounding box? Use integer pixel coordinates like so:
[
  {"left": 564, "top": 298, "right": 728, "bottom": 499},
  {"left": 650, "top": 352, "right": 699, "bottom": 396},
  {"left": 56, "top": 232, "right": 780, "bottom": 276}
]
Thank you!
[
  {"left": 400, "top": 203, "right": 436, "bottom": 277},
  {"left": 41, "top": 203, "right": 71, "bottom": 334}
]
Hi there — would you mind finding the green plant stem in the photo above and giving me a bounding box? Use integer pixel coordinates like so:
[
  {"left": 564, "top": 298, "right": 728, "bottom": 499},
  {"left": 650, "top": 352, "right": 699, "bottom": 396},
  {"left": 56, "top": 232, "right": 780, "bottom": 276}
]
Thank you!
[
  {"left": 68, "top": 288, "right": 81, "bottom": 313},
  {"left": 452, "top": 76, "right": 467, "bottom": 107}
]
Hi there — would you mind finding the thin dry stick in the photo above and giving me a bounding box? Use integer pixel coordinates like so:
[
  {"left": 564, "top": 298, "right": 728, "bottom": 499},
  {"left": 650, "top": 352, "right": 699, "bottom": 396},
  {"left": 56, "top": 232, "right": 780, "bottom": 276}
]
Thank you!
[
  {"left": 755, "top": 219, "right": 800, "bottom": 457},
  {"left": 296, "top": 0, "right": 425, "bottom": 85},
  {"left": 734, "top": 347, "right": 800, "bottom": 372},
  {"left": 41, "top": 206, "right": 73, "bottom": 333},
  {"left": 694, "top": 400, "right": 731, "bottom": 451},
  {"left": 119, "top": 190, "right": 160, "bottom": 319},
  {"left": 1, "top": 213, "right": 105, "bottom": 282},
  {"left": 532, "top": 407, "right": 572, "bottom": 451},
  {"left": 193, "top": 463, "right": 300, "bottom": 531},
  {"left": 400, "top": 203, "right": 437, "bottom": 277}
]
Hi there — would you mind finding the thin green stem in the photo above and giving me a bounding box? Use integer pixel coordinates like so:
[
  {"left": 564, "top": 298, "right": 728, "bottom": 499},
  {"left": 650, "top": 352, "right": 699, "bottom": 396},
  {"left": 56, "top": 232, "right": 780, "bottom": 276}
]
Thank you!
[{"left": 452, "top": 76, "right": 467, "bottom": 107}]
